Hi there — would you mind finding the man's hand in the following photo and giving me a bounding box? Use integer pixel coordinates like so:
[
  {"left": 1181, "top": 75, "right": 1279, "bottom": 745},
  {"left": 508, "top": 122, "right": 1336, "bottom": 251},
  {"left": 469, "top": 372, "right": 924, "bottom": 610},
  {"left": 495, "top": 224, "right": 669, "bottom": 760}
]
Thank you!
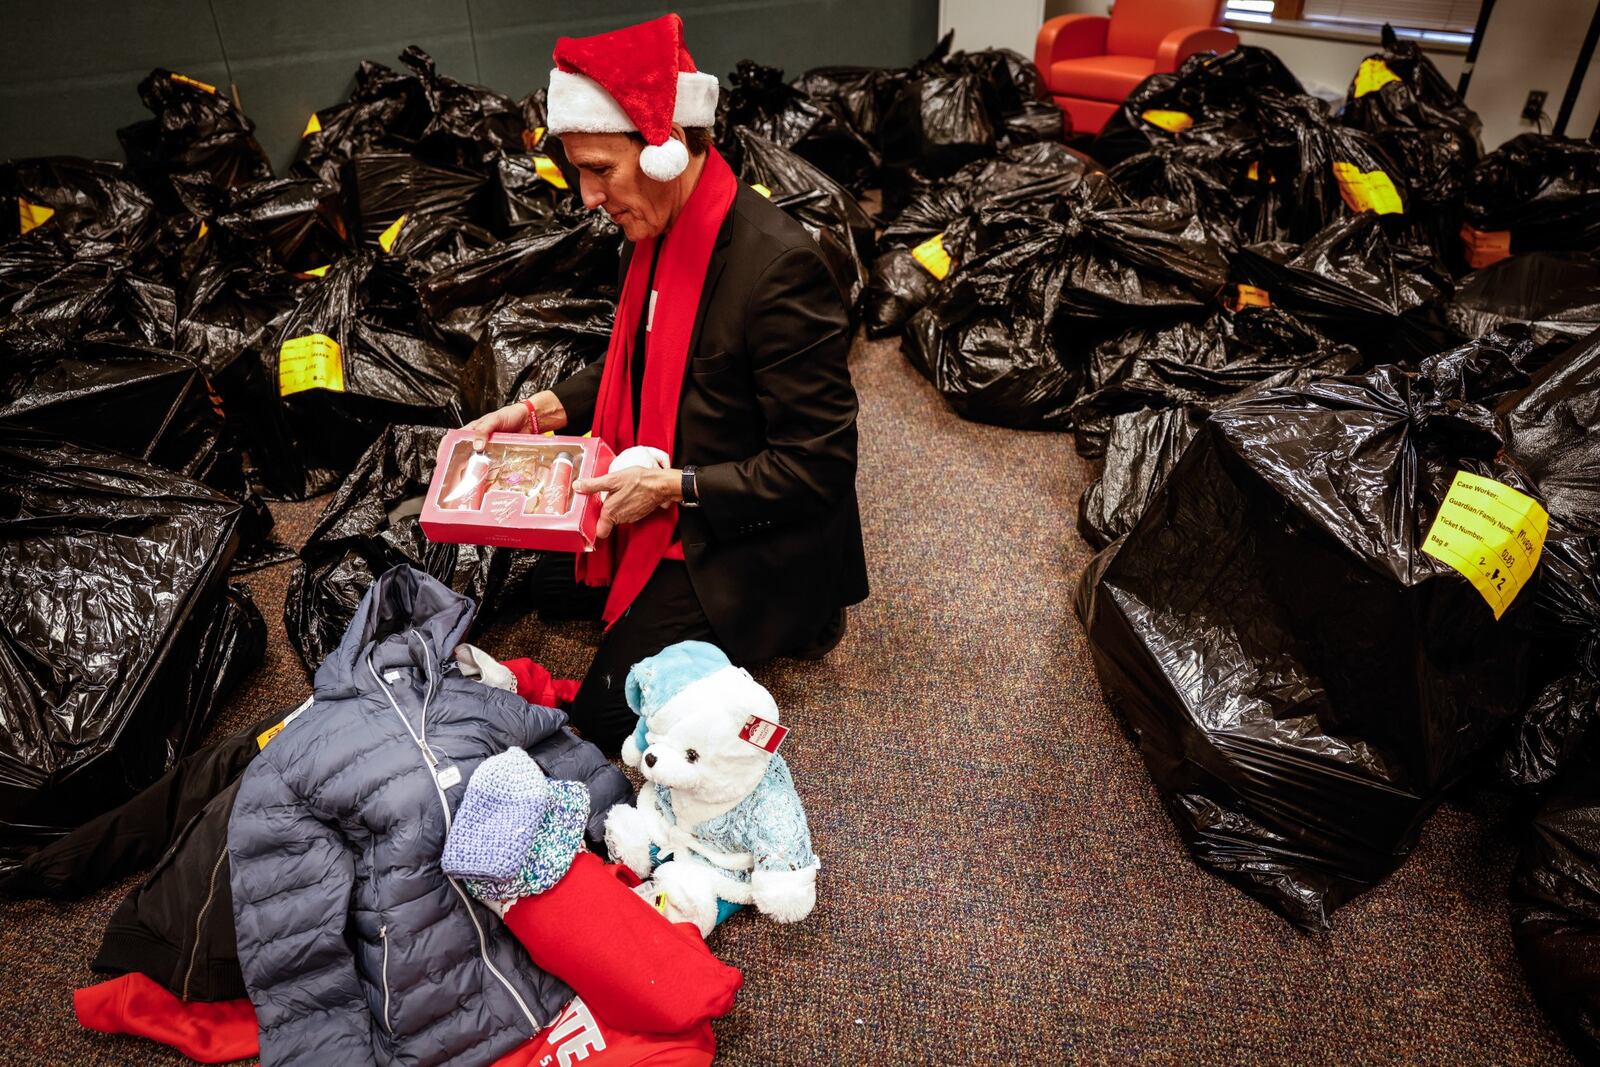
[
  {"left": 574, "top": 467, "right": 682, "bottom": 539},
  {"left": 463, "top": 391, "right": 568, "bottom": 450}
]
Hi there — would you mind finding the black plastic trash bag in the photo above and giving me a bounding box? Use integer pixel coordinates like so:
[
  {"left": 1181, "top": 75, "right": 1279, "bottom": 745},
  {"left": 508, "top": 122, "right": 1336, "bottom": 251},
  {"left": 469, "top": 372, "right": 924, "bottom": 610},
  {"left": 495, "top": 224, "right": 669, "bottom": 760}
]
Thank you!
[
  {"left": 1461, "top": 134, "right": 1600, "bottom": 260},
  {"left": 1093, "top": 46, "right": 1304, "bottom": 167},
  {"left": 248, "top": 252, "right": 468, "bottom": 500},
  {"left": 347, "top": 151, "right": 491, "bottom": 248},
  {"left": 118, "top": 68, "right": 272, "bottom": 206},
  {"left": 956, "top": 174, "right": 1230, "bottom": 324},
  {"left": 0, "top": 157, "right": 158, "bottom": 247},
  {"left": 419, "top": 213, "right": 620, "bottom": 349},
  {"left": 879, "top": 69, "right": 997, "bottom": 179},
  {"left": 1496, "top": 329, "right": 1600, "bottom": 790},
  {"left": 1234, "top": 212, "right": 1459, "bottom": 362},
  {"left": 0, "top": 337, "right": 281, "bottom": 560},
  {"left": 0, "top": 435, "right": 258, "bottom": 863},
  {"left": 716, "top": 61, "right": 880, "bottom": 192},
  {"left": 902, "top": 301, "right": 1077, "bottom": 430},
  {"left": 1449, "top": 252, "right": 1600, "bottom": 348},
  {"left": 1240, "top": 90, "right": 1413, "bottom": 244},
  {"left": 861, "top": 247, "right": 943, "bottom": 339},
  {"left": 1510, "top": 757, "right": 1600, "bottom": 1063},
  {"left": 284, "top": 424, "right": 542, "bottom": 673},
  {"left": 294, "top": 59, "right": 428, "bottom": 188},
  {"left": 1337, "top": 25, "right": 1482, "bottom": 258},
  {"left": 0, "top": 232, "right": 176, "bottom": 351},
  {"left": 1075, "top": 362, "right": 1540, "bottom": 928},
  {"left": 172, "top": 174, "right": 350, "bottom": 274},
  {"left": 879, "top": 141, "right": 1094, "bottom": 246},
  {"left": 733, "top": 128, "right": 875, "bottom": 309},
  {"left": 1107, "top": 141, "right": 1248, "bottom": 249},
  {"left": 1078, "top": 406, "right": 1203, "bottom": 551},
  {"left": 461, "top": 289, "right": 612, "bottom": 413},
  {"left": 1070, "top": 306, "right": 1362, "bottom": 459},
  {"left": 792, "top": 65, "right": 898, "bottom": 144}
]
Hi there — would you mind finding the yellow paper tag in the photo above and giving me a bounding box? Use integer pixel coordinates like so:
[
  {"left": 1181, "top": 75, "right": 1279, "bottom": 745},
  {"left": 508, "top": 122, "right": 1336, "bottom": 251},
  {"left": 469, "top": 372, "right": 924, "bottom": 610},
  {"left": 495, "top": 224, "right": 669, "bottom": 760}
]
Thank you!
[
  {"left": 751, "top": 183, "right": 773, "bottom": 199},
  {"left": 1354, "top": 58, "right": 1402, "bottom": 98},
  {"left": 1422, "top": 471, "right": 1548, "bottom": 619},
  {"left": 653, "top": 892, "right": 669, "bottom": 915},
  {"left": 256, "top": 721, "right": 287, "bottom": 749},
  {"left": 170, "top": 72, "right": 217, "bottom": 94},
  {"left": 911, "top": 233, "right": 953, "bottom": 280},
  {"left": 1141, "top": 109, "right": 1194, "bottom": 133},
  {"left": 18, "top": 197, "right": 54, "bottom": 234},
  {"left": 300, "top": 264, "right": 330, "bottom": 278},
  {"left": 1460, "top": 224, "right": 1512, "bottom": 269},
  {"left": 1333, "top": 162, "right": 1405, "bottom": 215},
  {"left": 533, "top": 155, "right": 569, "bottom": 190},
  {"left": 196, "top": 220, "right": 209, "bottom": 239},
  {"left": 302, "top": 113, "right": 322, "bottom": 138},
  {"left": 378, "top": 213, "right": 407, "bottom": 252},
  {"left": 1231, "top": 283, "right": 1271, "bottom": 310},
  {"left": 279, "top": 333, "right": 346, "bottom": 396}
]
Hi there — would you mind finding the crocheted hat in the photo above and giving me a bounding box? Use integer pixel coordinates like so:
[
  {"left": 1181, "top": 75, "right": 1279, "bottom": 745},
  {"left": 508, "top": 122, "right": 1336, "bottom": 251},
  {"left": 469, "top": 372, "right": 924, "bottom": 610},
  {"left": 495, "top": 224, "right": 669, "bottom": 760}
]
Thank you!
[
  {"left": 441, "top": 748, "right": 588, "bottom": 890},
  {"left": 546, "top": 14, "right": 719, "bottom": 182}
]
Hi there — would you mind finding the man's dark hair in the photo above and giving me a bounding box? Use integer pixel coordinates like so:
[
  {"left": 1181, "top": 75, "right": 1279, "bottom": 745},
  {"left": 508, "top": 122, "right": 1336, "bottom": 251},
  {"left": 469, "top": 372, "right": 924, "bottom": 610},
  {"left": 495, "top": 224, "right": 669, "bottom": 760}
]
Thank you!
[{"left": 626, "top": 127, "right": 713, "bottom": 156}]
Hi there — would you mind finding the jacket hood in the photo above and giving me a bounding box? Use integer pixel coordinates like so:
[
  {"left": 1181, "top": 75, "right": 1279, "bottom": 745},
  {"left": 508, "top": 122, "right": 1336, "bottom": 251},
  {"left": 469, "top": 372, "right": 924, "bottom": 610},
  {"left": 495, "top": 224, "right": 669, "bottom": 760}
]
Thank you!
[{"left": 314, "top": 565, "right": 474, "bottom": 699}]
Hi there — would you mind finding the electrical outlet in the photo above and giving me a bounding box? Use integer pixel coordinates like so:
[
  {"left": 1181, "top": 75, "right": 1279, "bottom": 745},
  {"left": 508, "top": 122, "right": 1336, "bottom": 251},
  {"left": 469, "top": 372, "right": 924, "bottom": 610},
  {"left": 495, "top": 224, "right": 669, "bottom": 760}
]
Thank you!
[{"left": 1522, "top": 90, "right": 1548, "bottom": 122}]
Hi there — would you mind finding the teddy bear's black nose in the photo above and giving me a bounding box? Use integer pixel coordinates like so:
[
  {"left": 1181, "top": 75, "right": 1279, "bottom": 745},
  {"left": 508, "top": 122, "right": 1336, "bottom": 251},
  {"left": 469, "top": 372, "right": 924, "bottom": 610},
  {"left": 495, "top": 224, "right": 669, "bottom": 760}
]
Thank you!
[{"left": 644, "top": 752, "right": 657, "bottom": 768}]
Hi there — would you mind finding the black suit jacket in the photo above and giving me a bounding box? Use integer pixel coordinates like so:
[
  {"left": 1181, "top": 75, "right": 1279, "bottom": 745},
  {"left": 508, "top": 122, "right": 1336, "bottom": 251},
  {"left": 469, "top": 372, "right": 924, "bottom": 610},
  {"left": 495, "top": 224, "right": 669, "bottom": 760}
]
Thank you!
[{"left": 552, "top": 185, "right": 869, "bottom": 663}]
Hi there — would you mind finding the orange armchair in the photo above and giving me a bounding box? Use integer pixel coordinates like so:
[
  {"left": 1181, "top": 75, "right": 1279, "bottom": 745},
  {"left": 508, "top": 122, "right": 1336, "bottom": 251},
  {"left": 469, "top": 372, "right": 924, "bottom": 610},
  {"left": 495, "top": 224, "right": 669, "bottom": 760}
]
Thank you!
[{"left": 1036, "top": 0, "right": 1238, "bottom": 135}]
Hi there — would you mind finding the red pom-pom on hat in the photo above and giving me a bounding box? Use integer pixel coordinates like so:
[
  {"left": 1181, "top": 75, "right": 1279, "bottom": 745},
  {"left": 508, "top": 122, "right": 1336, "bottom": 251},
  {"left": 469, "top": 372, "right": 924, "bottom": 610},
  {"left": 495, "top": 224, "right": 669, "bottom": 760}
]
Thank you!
[{"left": 547, "top": 14, "right": 719, "bottom": 181}]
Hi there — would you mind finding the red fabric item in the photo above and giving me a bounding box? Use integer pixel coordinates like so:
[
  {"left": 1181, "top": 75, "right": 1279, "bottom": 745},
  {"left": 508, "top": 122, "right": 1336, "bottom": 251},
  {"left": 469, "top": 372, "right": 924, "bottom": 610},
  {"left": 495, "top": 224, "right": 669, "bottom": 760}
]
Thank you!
[
  {"left": 1049, "top": 55, "right": 1156, "bottom": 102},
  {"left": 491, "top": 997, "right": 714, "bottom": 1067},
  {"left": 574, "top": 149, "right": 739, "bottom": 627},
  {"left": 74, "top": 974, "right": 258, "bottom": 1065},
  {"left": 553, "top": 14, "right": 698, "bottom": 147},
  {"left": 500, "top": 658, "right": 582, "bottom": 708},
  {"left": 502, "top": 852, "right": 743, "bottom": 1034}
]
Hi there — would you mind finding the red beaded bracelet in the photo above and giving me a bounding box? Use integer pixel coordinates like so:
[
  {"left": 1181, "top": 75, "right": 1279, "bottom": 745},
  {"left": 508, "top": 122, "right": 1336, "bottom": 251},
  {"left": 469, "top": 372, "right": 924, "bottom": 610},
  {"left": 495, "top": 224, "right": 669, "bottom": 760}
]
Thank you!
[{"left": 522, "top": 398, "right": 540, "bottom": 435}]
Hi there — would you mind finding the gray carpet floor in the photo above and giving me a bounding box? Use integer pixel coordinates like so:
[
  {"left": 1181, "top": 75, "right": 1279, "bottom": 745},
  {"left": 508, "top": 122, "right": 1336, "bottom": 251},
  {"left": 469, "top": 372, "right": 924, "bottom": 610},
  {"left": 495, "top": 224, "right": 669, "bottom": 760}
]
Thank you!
[{"left": 0, "top": 332, "right": 1575, "bottom": 1065}]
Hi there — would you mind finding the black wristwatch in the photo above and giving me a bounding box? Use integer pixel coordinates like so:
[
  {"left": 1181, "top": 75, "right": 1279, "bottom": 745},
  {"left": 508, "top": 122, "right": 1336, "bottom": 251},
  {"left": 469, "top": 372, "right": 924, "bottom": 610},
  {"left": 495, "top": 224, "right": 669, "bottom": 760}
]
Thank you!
[{"left": 680, "top": 465, "right": 701, "bottom": 508}]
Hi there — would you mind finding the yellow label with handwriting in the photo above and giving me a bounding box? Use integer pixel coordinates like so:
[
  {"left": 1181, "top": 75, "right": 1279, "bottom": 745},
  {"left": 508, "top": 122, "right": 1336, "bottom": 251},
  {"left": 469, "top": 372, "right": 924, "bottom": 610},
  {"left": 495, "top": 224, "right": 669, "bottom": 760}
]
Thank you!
[
  {"left": 751, "top": 183, "right": 773, "bottom": 199},
  {"left": 279, "top": 333, "right": 345, "bottom": 396},
  {"left": 911, "top": 233, "right": 953, "bottom": 280},
  {"left": 1232, "top": 284, "right": 1271, "bottom": 310},
  {"left": 18, "top": 198, "right": 54, "bottom": 234},
  {"left": 378, "top": 214, "right": 407, "bottom": 253},
  {"left": 1354, "top": 58, "right": 1402, "bottom": 98},
  {"left": 1141, "top": 109, "right": 1193, "bottom": 133},
  {"left": 302, "top": 113, "right": 322, "bottom": 138},
  {"left": 1333, "top": 162, "right": 1404, "bottom": 215},
  {"left": 533, "top": 155, "right": 569, "bottom": 190},
  {"left": 170, "top": 72, "right": 217, "bottom": 94},
  {"left": 1422, "top": 470, "right": 1548, "bottom": 619}
]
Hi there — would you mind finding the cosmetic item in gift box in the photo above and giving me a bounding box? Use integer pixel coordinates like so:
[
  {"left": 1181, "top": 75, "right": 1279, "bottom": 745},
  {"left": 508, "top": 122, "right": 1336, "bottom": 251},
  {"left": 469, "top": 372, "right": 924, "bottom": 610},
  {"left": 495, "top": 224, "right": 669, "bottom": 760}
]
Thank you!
[{"left": 421, "top": 429, "right": 614, "bottom": 552}]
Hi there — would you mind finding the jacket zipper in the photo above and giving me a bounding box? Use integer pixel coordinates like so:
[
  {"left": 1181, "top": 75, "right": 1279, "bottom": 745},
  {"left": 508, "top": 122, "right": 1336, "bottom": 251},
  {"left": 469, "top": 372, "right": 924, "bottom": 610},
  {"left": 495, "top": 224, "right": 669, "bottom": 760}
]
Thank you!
[
  {"left": 367, "top": 652, "right": 542, "bottom": 1034},
  {"left": 181, "top": 845, "right": 230, "bottom": 1001},
  {"left": 379, "top": 925, "right": 393, "bottom": 1033}
]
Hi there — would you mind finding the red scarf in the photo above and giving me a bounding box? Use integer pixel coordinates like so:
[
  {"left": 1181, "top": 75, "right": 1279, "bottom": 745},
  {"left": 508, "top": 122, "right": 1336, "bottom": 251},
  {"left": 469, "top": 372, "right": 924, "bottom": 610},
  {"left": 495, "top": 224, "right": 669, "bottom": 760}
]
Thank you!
[{"left": 576, "top": 148, "right": 738, "bottom": 625}]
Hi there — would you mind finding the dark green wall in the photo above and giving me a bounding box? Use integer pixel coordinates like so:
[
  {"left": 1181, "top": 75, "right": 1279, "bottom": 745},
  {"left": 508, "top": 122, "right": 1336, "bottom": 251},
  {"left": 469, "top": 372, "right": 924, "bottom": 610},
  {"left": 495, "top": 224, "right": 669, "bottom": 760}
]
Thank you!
[{"left": 0, "top": 1, "right": 940, "bottom": 173}]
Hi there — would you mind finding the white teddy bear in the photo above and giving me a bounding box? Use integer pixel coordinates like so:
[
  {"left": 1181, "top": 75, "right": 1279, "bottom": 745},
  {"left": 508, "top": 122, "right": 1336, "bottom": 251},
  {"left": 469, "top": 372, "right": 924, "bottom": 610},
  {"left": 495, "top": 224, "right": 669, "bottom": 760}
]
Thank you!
[{"left": 603, "top": 640, "right": 819, "bottom": 936}]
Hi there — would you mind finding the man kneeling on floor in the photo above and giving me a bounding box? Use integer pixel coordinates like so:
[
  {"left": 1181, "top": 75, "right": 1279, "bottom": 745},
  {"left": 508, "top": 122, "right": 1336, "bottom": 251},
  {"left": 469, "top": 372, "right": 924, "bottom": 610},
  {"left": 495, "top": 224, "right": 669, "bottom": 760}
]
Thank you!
[{"left": 466, "top": 13, "right": 868, "bottom": 755}]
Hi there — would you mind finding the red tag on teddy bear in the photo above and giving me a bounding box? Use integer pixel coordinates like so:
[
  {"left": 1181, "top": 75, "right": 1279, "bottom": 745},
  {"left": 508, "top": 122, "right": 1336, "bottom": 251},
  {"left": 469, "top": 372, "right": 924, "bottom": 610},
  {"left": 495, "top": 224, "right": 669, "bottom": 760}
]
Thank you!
[{"left": 739, "top": 714, "right": 788, "bottom": 754}]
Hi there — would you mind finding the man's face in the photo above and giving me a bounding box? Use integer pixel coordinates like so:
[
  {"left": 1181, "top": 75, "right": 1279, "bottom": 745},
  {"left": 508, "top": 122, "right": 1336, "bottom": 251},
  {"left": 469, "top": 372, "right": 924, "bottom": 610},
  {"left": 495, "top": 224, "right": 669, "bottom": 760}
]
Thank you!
[{"left": 561, "top": 131, "right": 678, "bottom": 242}]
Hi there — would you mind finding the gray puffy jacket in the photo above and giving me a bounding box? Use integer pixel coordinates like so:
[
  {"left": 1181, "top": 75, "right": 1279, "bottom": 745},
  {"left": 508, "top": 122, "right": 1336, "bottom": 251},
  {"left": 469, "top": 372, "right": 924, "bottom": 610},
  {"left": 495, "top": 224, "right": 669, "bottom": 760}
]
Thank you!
[{"left": 229, "top": 566, "right": 631, "bottom": 1066}]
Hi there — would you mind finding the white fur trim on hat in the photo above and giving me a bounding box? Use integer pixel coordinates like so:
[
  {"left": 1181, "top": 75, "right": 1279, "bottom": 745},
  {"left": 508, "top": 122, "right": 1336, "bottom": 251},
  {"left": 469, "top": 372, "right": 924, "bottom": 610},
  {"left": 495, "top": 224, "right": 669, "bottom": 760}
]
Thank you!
[
  {"left": 546, "top": 69, "right": 720, "bottom": 135},
  {"left": 646, "top": 665, "right": 778, "bottom": 739}
]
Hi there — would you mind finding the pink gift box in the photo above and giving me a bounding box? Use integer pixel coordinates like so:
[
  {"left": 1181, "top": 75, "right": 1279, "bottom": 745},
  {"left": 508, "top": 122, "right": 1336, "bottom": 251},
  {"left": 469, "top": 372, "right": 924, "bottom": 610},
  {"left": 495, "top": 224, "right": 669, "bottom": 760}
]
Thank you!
[{"left": 420, "top": 429, "right": 615, "bottom": 553}]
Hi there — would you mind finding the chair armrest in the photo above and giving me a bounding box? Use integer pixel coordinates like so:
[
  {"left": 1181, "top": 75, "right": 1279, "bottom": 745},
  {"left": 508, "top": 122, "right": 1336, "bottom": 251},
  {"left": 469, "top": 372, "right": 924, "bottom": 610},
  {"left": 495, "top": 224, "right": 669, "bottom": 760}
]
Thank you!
[
  {"left": 1036, "top": 14, "right": 1111, "bottom": 72},
  {"left": 1154, "top": 25, "right": 1239, "bottom": 73}
]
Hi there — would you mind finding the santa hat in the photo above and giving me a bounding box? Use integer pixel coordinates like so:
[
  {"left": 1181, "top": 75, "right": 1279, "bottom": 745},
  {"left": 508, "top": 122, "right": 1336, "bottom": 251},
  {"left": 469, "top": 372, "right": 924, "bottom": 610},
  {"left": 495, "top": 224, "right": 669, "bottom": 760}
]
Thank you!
[{"left": 547, "top": 14, "right": 719, "bottom": 182}]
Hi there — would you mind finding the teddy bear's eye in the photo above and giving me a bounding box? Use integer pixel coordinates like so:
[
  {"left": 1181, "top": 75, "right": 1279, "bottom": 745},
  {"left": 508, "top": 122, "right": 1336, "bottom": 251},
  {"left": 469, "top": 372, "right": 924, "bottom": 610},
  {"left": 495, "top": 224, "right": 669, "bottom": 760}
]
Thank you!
[{"left": 685, "top": 749, "right": 699, "bottom": 764}]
